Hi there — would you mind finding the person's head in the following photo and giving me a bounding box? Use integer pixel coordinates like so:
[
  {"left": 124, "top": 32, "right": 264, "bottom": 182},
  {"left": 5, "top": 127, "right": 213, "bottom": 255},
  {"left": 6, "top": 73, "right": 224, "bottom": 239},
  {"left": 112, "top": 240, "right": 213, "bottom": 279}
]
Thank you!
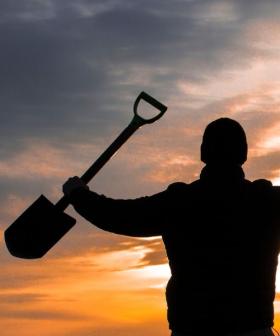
[{"left": 201, "top": 118, "right": 247, "bottom": 165}]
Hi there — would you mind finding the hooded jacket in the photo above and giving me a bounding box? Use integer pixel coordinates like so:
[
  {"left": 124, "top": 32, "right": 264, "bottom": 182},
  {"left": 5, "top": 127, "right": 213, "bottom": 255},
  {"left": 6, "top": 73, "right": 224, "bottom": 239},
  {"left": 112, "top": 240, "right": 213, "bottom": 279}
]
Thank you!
[{"left": 69, "top": 164, "right": 280, "bottom": 335}]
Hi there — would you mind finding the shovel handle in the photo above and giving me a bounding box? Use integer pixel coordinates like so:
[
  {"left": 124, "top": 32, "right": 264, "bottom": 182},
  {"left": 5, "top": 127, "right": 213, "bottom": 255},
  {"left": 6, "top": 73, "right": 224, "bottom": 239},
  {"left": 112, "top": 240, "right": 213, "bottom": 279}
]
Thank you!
[
  {"left": 133, "top": 91, "right": 167, "bottom": 124},
  {"left": 55, "top": 92, "right": 167, "bottom": 211}
]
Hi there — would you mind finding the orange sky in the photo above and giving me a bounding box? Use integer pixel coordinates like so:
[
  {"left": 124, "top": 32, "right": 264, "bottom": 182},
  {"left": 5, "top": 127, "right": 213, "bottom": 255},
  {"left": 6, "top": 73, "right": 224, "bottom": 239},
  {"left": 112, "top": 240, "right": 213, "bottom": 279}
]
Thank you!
[{"left": 2, "top": 1, "right": 280, "bottom": 335}]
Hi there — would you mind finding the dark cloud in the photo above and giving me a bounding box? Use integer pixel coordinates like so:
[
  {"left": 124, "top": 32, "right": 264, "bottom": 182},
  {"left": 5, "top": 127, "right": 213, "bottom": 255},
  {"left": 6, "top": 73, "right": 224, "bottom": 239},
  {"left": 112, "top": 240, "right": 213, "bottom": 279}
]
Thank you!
[
  {"left": 1, "top": 0, "right": 278, "bottom": 149},
  {"left": 136, "top": 240, "right": 167, "bottom": 267}
]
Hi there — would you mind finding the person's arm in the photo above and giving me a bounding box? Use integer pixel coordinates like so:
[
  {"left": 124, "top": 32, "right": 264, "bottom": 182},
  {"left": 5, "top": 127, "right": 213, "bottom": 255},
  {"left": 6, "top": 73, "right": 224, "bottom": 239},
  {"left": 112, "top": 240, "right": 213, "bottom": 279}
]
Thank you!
[{"left": 63, "top": 177, "right": 171, "bottom": 237}]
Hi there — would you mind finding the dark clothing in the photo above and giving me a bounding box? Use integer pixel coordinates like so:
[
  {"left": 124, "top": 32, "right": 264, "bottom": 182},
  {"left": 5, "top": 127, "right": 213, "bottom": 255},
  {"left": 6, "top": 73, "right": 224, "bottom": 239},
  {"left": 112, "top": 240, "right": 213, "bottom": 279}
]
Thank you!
[
  {"left": 69, "top": 165, "right": 280, "bottom": 335},
  {"left": 171, "top": 329, "right": 274, "bottom": 336}
]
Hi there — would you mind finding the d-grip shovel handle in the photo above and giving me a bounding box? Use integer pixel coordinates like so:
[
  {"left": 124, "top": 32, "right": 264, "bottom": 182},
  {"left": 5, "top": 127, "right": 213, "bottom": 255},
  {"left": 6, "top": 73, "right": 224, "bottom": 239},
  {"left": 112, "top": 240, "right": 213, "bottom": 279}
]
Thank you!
[
  {"left": 133, "top": 91, "right": 167, "bottom": 124},
  {"left": 55, "top": 92, "right": 167, "bottom": 212}
]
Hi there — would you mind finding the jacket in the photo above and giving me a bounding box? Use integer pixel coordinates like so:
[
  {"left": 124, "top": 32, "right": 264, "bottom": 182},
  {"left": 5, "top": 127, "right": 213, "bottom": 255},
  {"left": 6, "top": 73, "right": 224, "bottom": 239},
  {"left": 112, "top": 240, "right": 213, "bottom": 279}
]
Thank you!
[{"left": 69, "top": 164, "right": 280, "bottom": 334}]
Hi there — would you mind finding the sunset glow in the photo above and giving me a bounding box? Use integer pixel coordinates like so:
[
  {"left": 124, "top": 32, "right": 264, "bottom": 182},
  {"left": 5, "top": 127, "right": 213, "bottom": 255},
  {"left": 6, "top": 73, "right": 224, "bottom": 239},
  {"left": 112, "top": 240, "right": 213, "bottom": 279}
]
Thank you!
[{"left": 2, "top": 1, "right": 280, "bottom": 335}]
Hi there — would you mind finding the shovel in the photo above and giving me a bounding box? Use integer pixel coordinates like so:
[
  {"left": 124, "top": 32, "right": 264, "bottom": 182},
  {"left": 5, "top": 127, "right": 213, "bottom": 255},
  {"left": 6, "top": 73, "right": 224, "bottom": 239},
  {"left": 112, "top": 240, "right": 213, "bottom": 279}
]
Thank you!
[{"left": 4, "top": 92, "right": 167, "bottom": 259}]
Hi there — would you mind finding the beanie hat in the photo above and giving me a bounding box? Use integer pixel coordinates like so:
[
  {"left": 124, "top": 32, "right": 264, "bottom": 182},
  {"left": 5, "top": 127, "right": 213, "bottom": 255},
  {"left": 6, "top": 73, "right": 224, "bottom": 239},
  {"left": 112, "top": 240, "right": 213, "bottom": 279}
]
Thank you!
[{"left": 201, "top": 118, "right": 247, "bottom": 165}]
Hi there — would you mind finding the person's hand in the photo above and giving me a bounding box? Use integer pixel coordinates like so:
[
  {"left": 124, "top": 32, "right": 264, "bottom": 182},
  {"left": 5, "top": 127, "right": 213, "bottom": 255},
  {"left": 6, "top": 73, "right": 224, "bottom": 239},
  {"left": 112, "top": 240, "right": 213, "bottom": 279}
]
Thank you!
[{"left": 63, "top": 176, "right": 89, "bottom": 197}]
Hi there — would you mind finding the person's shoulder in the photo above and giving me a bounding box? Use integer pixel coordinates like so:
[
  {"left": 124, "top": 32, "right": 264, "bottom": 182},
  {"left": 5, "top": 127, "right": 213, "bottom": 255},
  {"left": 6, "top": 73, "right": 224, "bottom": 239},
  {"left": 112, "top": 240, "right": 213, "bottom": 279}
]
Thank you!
[
  {"left": 250, "top": 179, "right": 280, "bottom": 210},
  {"left": 167, "top": 181, "right": 189, "bottom": 192},
  {"left": 166, "top": 180, "right": 201, "bottom": 194},
  {"left": 249, "top": 178, "right": 276, "bottom": 198},
  {"left": 246, "top": 178, "right": 273, "bottom": 196},
  {"left": 251, "top": 178, "right": 273, "bottom": 189}
]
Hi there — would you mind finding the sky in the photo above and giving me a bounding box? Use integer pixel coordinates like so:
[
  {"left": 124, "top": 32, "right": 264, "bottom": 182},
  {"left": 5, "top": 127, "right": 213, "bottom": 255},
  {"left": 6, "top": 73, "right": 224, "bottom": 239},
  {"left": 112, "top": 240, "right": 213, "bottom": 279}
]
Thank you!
[{"left": 1, "top": 0, "right": 280, "bottom": 335}]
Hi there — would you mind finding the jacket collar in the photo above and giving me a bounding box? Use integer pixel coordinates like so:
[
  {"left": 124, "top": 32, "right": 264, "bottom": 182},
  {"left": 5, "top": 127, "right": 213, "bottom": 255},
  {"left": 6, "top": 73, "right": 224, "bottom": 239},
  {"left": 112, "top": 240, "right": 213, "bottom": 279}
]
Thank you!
[{"left": 200, "top": 163, "right": 245, "bottom": 182}]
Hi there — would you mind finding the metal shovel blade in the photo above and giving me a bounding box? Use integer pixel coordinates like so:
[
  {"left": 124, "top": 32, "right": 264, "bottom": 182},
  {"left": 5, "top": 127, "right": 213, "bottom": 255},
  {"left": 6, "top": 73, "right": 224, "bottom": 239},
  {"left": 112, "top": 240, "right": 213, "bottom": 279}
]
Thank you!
[{"left": 4, "top": 195, "right": 76, "bottom": 259}]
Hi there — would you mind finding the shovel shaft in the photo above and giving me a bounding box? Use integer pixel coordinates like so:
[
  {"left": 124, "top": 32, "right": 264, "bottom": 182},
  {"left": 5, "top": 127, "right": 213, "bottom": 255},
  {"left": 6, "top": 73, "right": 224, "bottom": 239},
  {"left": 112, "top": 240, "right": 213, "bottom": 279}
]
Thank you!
[
  {"left": 80, "top": 117, "right": 143, "bottom": 184},
  {"left": 56, "top": 92, "right": 167, "bottom": 212},
  {"left": 55, "top": 116, "right": 142, "bottom": 212}
]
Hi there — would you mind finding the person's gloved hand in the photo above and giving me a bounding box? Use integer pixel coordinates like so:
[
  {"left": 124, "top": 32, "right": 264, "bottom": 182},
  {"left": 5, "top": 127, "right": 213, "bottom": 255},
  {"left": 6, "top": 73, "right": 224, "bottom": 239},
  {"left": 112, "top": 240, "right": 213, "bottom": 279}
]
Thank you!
[{"left": 63, "top": 176, "right": 89, "bottom": 198}]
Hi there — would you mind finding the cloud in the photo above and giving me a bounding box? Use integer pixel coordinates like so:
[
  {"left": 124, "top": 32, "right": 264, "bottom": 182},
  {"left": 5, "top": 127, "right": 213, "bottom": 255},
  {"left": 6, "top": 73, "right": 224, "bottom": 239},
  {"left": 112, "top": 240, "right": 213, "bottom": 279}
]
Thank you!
[
  {"left": 1, "top": 0, "right": 279, "bottom": 150},
  {"left": 135, "top": 239, "right": 167, "bottom": 267},
  {"left": 0, "top": 292, "right": 47, "bottom": 304},
  {"left": 1, "top": 0, "right": 280, "bottom": 201},
  {"left": 0, "top": 308, "right": 85, "bottom": 320},
  {"left": 63, "top": 318, "right": 168, "bottom": 336},
  {"left": 2, "top": 1, "right": 280, "bottom": 334},
  {"left": 0, "top": 0, "right": 56, "bottom": 23}
]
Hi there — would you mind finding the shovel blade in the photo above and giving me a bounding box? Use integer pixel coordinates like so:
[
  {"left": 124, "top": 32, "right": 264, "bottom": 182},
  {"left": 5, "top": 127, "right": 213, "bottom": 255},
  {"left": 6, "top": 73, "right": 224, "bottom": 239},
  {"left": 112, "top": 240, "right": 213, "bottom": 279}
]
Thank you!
[{"left": 4, "top": 195, "right": 76, "bottom": 259}]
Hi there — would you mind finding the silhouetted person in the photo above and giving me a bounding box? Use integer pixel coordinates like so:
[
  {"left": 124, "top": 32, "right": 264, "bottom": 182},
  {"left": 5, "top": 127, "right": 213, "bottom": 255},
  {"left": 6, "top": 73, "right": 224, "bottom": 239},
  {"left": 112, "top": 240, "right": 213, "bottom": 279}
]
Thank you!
[{"left": 63, "top": 118, "right": 280, "bottom": 336}]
